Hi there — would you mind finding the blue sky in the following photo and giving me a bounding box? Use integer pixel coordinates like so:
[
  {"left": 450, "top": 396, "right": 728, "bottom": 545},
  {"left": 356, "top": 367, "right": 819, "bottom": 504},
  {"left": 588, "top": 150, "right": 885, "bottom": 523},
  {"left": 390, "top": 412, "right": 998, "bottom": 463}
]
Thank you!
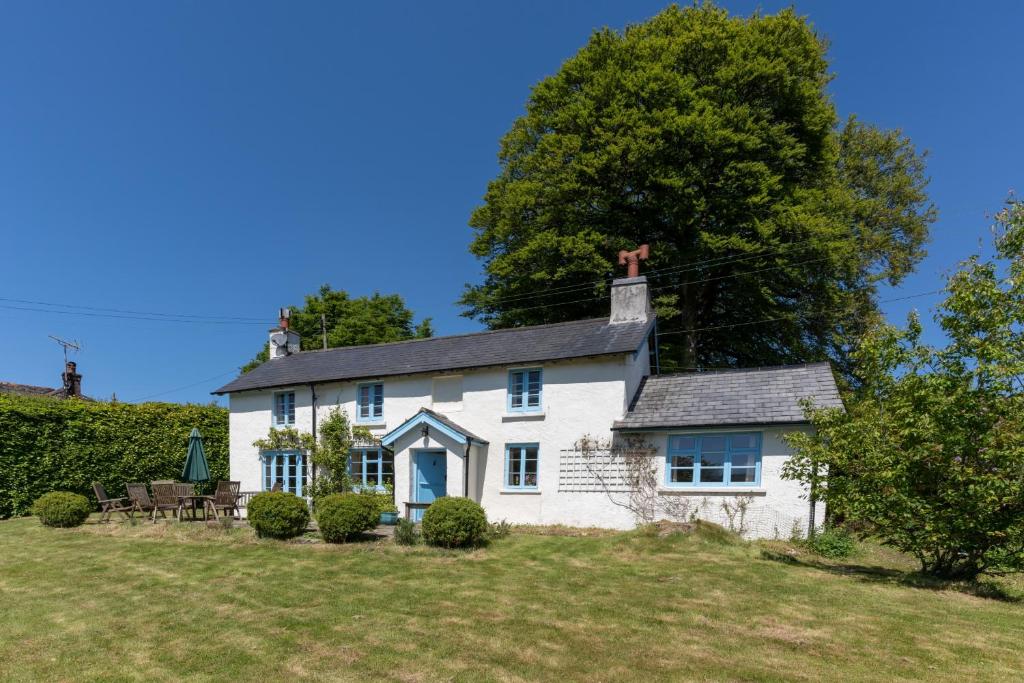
[{"left": 1, "top": 1, "right": 1020, "bottom": 405}]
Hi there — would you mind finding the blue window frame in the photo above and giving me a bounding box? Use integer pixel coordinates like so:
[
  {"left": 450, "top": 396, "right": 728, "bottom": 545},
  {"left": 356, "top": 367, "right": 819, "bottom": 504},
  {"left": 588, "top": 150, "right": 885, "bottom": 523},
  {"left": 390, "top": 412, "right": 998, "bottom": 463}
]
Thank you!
[
  {"left": 505, "top": 443, "right": 539, "bottom": 489},
  {"left": 273, "top": 391, "right": 295, "bottom": 426},
  {"left": 665, "top": 433, "right": 761, "bottom": 487},
  {"left": 357, "top": 383, "right": 384, "bottom": 422},
  {"left": 507, "top": 368, "right": 542, "bottom": 412},
  {"left": 261, "top": 450, "right": 307, "bottom": 496},
  {"left": 349, "top": 447, "right": 394, "bottom": 489}
]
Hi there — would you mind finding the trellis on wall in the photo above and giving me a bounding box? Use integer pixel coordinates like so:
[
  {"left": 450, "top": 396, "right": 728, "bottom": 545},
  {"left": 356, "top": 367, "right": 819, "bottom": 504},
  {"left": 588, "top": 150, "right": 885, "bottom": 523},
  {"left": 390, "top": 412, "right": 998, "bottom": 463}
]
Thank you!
[{"left": 558, "top": 447, "right": 632, "bottom": 492}]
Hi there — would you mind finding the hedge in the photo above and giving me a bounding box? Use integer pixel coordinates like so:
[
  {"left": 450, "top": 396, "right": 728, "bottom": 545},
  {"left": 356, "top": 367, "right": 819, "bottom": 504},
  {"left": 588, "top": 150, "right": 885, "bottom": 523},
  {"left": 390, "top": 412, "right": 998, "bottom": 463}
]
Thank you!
[{"left": 0, "top": 394, "right": 228, "bottom": 518}]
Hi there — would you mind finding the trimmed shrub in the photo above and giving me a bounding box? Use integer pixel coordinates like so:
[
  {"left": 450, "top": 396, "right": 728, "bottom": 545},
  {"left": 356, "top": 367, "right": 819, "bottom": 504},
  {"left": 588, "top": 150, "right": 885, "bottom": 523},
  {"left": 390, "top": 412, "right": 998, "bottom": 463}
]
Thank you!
[
  {"left": 355, "top": 487, "right": 396, "bottom": 518},
  {"left": 0, "top": 393, "right": 228, "bottom": 518},
  {"left": 247, "top": 491, "right": 310, "bottom": 539},
  {"left": 316, "top": 494, "right": 379, "bottom": 543},
  {"left": 421, "top": 497, "right": 488, "bottom": 548},
  {"left": 807, "top": 526, "right": 857, "bottom": 559},
  {"left": 394, "top": 517, "right": 418, "bottom": 545},
  {"left": 32, "top": 492, "right": 91, "bottom": 528}
]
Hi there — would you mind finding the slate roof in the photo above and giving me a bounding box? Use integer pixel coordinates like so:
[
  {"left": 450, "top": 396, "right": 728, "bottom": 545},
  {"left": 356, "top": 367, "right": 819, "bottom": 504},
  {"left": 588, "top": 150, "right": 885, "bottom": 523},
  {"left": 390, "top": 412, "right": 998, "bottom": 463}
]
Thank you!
[
  {"left": 214, "top": 317, "right": 653, "bottom": 394},
  {"left": 613, "top": 362, "right": 843, "bottom": 430}
]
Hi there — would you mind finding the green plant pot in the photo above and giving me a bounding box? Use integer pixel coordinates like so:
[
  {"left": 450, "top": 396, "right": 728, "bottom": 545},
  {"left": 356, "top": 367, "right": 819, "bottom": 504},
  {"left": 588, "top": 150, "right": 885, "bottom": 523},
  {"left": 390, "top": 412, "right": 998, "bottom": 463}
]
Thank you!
[{"left": 379, "top": 511, "right": 398, "bottom": 525}]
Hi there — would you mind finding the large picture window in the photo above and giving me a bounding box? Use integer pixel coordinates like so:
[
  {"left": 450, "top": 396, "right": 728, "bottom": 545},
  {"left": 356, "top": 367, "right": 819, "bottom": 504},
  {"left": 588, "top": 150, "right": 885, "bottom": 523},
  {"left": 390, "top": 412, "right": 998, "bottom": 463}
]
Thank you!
[
  {"left": 508, "top": 368, "right": 542, "bottom": 412},
  {"left": 666, "top": 433, "right": 761, "bottom": 487},
  {"left": 505, "top": 443, "right": 539, "bottom": 489},
  {"left": 357, "top": 383, "right": 384, "bottom": 422},
  {"left": 349, "top": 447, "right": 394, "bottom": 489},
  {"left": 273, "top": 391, "right": 295, "bottom": 426},
  {"left": 262, "top": 450, "right": 307, "bottom": 496}
]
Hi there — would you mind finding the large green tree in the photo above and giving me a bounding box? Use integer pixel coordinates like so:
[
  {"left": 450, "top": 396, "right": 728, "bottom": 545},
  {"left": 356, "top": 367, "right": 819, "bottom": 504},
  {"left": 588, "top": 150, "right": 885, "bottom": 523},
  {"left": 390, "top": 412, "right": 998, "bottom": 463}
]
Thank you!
[
  {"left": 461, "top": 4, "right": 935, "bottom": 374},
  {"left": 242, "top": 285, "right": 432, "bottom": 372},
  {"left": 784, "top": 200, "right": 1024, "bottom": 580}
]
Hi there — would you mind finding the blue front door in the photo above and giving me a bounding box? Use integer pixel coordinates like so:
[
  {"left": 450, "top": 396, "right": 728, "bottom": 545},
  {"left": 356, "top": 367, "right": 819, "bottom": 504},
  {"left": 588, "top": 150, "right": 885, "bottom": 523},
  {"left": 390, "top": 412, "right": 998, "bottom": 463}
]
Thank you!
[{"left": 414, "top": 451, "right": 446, "bottom": 521}]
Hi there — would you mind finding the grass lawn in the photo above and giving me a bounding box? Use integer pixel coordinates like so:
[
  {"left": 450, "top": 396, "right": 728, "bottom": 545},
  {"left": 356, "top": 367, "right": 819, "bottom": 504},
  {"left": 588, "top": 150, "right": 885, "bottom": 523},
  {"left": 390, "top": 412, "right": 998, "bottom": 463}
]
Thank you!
[{"left": 0, "top": 517, "right": 1022, "bottom": 682}]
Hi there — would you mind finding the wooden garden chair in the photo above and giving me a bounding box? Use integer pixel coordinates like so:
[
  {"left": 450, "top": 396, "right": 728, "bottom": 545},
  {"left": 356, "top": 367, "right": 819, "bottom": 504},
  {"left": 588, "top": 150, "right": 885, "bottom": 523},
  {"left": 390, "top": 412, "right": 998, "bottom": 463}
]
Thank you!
[
  {"left": 212, "top": 481, "right": 242, "bottom": 519},
  {"left": 174, "top": 482, "right": 197, "bottom": 519},
  {"left": 125, "top": 483, "right": 156, "bottom": 517},
  {"left": 92, "top": 482, "right": 134, "bottom": 523},
  {"left": 150, "top": 482, "right": 182, "bottom": 522}
]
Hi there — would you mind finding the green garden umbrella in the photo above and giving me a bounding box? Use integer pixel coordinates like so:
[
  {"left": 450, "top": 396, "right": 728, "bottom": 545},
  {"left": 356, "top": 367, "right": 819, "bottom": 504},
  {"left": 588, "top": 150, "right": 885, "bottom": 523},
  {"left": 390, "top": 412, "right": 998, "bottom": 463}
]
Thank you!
[{"left": 182, "top": 428, "right": 211, "bottom": 483}]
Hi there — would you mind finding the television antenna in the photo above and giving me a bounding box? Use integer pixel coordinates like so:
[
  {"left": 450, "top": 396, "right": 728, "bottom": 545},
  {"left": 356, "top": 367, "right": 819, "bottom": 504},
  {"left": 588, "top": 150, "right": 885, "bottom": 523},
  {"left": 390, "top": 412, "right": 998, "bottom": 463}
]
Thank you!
[{"left": 48, "top": 335, "right": 81, "bottom": 366}]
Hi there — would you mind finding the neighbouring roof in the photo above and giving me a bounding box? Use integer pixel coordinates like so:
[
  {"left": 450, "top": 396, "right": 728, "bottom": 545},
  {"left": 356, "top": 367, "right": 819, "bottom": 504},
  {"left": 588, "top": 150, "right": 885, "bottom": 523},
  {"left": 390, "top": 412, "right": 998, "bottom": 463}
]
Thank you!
[
  {"left": 214, "top": 318, "right": 652, "bottom": 394},
  {"left": 0, "top": 381, "right": 66, "bottom": 398},
  {"left": 381, "top": 407, "right": 488, "bottom": 447},
  {"left": 613, "top": 362, "right": 843, "bottom": 430}
]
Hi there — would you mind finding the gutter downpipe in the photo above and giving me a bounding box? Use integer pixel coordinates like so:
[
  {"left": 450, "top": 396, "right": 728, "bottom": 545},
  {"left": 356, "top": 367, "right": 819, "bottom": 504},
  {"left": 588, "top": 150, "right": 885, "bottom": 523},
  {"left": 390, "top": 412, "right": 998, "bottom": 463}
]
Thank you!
[
  {"left": 464, "top": 439, "right": 471, "bottom": 499},
  {"left": 309, "top": 383, "right": 318, "bottom": 490}
]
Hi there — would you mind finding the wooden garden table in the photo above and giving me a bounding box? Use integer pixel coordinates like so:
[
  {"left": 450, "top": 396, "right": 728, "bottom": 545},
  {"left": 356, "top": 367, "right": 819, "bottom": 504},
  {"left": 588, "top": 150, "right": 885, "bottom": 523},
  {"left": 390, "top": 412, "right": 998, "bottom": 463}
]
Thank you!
[{"left": 177, "top": 494, "right": 218, "bottom": 521}]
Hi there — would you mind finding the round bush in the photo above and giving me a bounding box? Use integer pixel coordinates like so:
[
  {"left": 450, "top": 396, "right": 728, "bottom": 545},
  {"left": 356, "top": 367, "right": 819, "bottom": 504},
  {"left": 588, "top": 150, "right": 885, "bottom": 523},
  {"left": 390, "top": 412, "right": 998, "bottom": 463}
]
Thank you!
[
  {"left": 316, "top": 494, "right": 379, "bottom": 543},
  {"left": 421, "top": 497, "right": 488, "bottom": 548},
  {"left": 247, "top": 491, "right": 310, "bottom": 539},
  {"left": 32, "top": 492, "right": 91, "bottom": 528}
]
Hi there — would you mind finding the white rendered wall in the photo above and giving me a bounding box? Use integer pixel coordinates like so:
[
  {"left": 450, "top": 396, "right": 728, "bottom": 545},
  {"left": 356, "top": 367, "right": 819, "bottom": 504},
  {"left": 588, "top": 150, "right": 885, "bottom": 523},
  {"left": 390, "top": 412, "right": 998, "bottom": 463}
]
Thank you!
[
  {"left": 227, "top": 351, "right": 821, "bottom": 537},
  {"left": 639, "top": 426, "right": 824, "bottom": 539}
]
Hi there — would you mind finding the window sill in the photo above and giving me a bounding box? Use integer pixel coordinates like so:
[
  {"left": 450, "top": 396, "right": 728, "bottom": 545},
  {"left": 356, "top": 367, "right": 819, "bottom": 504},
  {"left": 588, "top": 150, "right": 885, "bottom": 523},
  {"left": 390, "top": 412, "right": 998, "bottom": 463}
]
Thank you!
[
  {"left": 501, "top": 412, "right": 545, "bottom": 422},
  {"left": 658, "top": 487, "right": 766, "bottom": 497},
  {"left": 355, "top": 422, "right": 387, "bottom": 430},
  {"left": 499, "top": 489, "right": 541, "bottom": 495}
]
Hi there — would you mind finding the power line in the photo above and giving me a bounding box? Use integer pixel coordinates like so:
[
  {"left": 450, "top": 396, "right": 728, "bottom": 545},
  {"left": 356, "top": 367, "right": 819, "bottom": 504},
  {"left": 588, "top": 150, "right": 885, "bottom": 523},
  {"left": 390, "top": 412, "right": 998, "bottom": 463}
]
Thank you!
[
  {"left": 470, "top": 240, "right": 826, "bottom": 308},
  {"left": 653, "top": 289, "right": 945, "bottom": 338},
  {"left": 500, "top": 255, "right": 835, "bottom": 315},
  {"left": 129, "top": 369, "right": 240, "bottom": 403},
  {"left": 468, "top": 227, "right": 894, "bottom": 308},
  {"left": 0, "top": 303, "right": 271, "bottom": 326},
  {"left": 0, "top": 296, "right": 268, "bottom": 322}
]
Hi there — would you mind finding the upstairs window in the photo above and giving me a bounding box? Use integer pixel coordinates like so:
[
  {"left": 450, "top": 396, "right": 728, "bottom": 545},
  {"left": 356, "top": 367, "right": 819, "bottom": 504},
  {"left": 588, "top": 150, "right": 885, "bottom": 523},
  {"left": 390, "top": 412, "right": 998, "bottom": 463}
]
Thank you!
[
  {"left": 666, "top": 433, "right": 761, "bottom": 487},
  {"left": 508, "top": 368, "right": 542, "bottom": 412},
  {"left": 357, "top": 383, "right": 384, "bottom": 422},
  {"left": 505, "top": 443, "right": 539, "bottom": 490},
  {"left": 273, "top": 391, "right": 295, "bottom": 426},
  {"left": 349, "top": 447, "right": 394, "bottom": 490}
]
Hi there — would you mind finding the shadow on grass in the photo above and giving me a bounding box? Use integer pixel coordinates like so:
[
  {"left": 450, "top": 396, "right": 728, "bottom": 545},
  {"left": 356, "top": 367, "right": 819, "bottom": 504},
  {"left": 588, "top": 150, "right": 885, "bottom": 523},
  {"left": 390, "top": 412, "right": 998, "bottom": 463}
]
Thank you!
[{"left": 759, "top": 549, "right": 1021, "bottom": 603}]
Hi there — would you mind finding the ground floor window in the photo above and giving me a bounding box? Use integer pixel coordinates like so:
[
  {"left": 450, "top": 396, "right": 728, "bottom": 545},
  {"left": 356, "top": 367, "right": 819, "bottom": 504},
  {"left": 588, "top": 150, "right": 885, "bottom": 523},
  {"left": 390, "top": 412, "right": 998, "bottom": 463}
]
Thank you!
[
  {"left": 261, "top": 449, "right": 307, "bottom": 496},
  {"left": 349, "top": 447, "right": 394, "bottom": 489},
  {"left": 666, "top": 433, "right": 761, "bottom": 486},
  {"left": 505, "top": 443, "right": 539, "bottom": 489}
]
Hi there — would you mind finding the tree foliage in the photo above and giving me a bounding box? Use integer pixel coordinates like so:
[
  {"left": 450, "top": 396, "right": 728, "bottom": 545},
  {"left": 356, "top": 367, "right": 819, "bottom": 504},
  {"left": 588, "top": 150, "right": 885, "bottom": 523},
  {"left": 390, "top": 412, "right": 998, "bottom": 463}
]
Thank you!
[
  {"left": 461, "top": 4, "right": 934, "bottom": 374},
  {"left": 784, "top": 199, "right": 1024, "bottom": 579},
  {"left": 243, "top": 285, "right": 433, "bottom": 372}
]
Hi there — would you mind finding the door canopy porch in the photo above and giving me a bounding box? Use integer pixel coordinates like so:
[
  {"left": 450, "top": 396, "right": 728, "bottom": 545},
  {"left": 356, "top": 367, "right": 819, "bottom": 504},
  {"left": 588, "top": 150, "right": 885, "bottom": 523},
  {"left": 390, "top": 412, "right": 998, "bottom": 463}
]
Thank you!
[{"left": 380, "top": 407, "right": 488, "bottom": 449}]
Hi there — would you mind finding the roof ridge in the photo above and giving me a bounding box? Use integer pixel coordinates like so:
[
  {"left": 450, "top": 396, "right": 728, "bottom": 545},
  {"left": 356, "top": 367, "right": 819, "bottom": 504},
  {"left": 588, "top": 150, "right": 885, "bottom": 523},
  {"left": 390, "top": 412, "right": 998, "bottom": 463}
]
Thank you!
[
  {"left": 652, "top": 361, "right": 832, "bottom": 379},
  {"left": 0, "top": 381, "right": 60, "bottom": 392}
]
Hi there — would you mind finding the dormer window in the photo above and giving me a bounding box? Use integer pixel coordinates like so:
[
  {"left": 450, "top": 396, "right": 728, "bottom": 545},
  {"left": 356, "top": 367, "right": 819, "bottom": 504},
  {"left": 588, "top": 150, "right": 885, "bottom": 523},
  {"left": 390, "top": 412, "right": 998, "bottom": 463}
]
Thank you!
[
  {"left": 508, "top": 368, "right": 542, "bottom": 412},
  {"left": 357, "top": 383, "right": 384, "bottom": 422},
  {"left": 273, "top": 391, "right": 295, "bottom": 426}
]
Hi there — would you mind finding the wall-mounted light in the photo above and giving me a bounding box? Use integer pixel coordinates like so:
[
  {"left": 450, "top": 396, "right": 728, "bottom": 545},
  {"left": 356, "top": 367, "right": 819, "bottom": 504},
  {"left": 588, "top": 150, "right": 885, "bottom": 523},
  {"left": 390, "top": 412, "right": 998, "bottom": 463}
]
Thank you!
[{"left": 421, "top": 424, "right": 429, "bottom": 439}]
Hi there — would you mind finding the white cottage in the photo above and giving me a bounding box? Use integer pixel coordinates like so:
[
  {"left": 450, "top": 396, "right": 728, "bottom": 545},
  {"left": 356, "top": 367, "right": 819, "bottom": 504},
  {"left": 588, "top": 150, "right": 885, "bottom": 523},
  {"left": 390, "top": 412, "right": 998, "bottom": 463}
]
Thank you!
[{"left": 213, "top": 275, "right": 842, "bottom": 537}]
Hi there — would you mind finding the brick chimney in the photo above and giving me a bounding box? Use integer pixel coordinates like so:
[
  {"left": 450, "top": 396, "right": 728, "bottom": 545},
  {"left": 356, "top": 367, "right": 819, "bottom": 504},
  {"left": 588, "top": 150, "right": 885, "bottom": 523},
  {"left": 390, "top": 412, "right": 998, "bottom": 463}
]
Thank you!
[
  {"left": 610, "top": 245, "right": 653, "bottom": 324},
  {"left": 62, "top": 361, "right": 82, "bottom": 398},
  {"left": 268, "top": 307, "right": 301, "bottom": 360}
]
